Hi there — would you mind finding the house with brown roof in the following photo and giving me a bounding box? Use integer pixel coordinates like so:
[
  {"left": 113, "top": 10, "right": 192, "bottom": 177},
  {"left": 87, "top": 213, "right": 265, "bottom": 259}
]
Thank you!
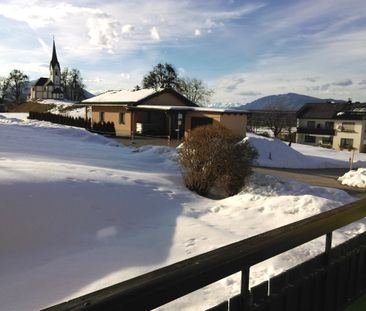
[
  {"left": 81, "top": 88, "right": 248, "bottom": 140},
  {"left": 296, "top": 102, "right": 366, "bottom": 152}
]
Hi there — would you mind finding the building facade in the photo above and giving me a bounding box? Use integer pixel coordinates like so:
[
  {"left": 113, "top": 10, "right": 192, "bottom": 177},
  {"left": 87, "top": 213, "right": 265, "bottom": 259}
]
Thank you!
[
  {"left": 296, "top": 102, "right": 366, "bottom": 152},
  {"left": 81, "top": 88, "right": 248, "bottom": 139},
  {"left": 30, "top": 39, "right": 63, "bottom": 100}
]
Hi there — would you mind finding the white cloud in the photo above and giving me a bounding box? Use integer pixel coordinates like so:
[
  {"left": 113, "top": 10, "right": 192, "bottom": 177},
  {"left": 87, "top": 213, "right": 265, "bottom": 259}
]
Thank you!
[
  {"left": 122, "top": 24, "right": 134, "bottom": 34},
  {"left": 0, "top": 0, "right": 266, "bottom": 57},
  {"left": 150, "top": 26, "right": 161, "bottom": 41},
  {"left": 87, "top": 16, "right": 121, "bottom": 49},
  {"left": 0, "top": 2, "right": 102, "bottom": 29},
  {"left": 120, "top": 73, "right": 131, "bottom": 80},
  {"left": 37, "top": 38, "right": 50, "bottom": 55},
  {"left": 85, "top": 78, "right": 104, "bottom": 83}
]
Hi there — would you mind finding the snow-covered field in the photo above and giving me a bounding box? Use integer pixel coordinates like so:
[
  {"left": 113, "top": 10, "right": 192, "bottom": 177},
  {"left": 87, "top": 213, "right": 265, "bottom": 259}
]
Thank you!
[
  {"left": 0, "top": 113, "right": 365, "bottom": 311},
  {"left": 36, "top": 99, "right": 85, "bottom": 118},
  {"left": 248, "top": 133, "right": 366, "bottom": 169}
]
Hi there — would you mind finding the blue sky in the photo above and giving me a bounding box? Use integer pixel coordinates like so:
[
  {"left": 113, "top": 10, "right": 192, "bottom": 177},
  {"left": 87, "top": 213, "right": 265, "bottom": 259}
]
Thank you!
[{"left": 0, "top": 0, "right": 366, "bottom": 104}]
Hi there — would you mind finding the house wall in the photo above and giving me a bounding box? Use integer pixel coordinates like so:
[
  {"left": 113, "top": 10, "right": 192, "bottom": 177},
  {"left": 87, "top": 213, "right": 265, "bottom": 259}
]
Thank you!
[
  {"left": 296, "top": 118, "right": 335, "bottom": 146},
  {"left": 142, "top": 92, "right": 192, "bottom": 106},
  {"left": 333, "top": 120, "right": 365, "bottom": 151},
  {"left": 296, "top": 134, "right": 325, "bottom": 145},
  {"left": 297, "top": 117, "right": 366, "bottom": 152},
  {"left": 184, "top": 112, "right": 221, "bottom": 138},
  {"left": 220, "top": 114, "right": 246, "bottom": 137},
  {"left": 184, "top": 112, "right": 246, "bottom": 138},
  {"left": 31, "top": 86, "right": 45, "bottom": 100},
  {"left": 91, "top": 106, "right": 131, "bottom": 136},
  {"left": 297, "top": 118, "right": 334, "bottom": 128}
]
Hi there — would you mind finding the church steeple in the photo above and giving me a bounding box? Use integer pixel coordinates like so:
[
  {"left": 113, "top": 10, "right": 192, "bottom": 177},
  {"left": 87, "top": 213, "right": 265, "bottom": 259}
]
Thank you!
[
  {"left": 49, "top": 38, "right": 61, "bottom": 86},
  {"left": 50, "top": 38, "right": 60, "bottom": 70}
]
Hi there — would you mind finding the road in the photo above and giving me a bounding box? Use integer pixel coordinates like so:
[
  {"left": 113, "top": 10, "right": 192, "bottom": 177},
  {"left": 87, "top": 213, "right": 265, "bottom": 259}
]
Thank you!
[{"left": 253, "top": 167, "right": 366, "bottom": 198}]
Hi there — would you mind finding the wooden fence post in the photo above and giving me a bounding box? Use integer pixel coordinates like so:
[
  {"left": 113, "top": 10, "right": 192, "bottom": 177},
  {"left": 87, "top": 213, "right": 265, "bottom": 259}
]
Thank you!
[{"left": 241, "top": 266, "right": 250, "bottom": 310}]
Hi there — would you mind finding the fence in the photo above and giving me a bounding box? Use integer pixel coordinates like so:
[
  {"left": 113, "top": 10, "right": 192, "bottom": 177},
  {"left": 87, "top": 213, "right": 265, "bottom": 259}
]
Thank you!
[
  {"left": 42, "top": 197, "right": 366, "bottom": 311},
  {"left": 28, "top": 112, "right": 116, "bottom": 136}
]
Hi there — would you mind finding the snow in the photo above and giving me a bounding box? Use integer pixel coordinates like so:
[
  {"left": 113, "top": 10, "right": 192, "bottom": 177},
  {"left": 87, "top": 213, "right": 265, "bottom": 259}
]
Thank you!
[
  {"left": 33, "top": 99, "right": 85, "bottom": 118},
  {"left": 0, "top": 113, "right": 364, "bottom": 310},
  {"left": 338, "top": 168, "right": 366, "bottom": 188},
  {"left": 247, "top": 133, "right": 366, "bottom": 168},
  {"left": 37, "top": 99, "right": 77, "bottom": 106},
  {"left": 82, "top": 88, "right": 157, "bottom": 103}
]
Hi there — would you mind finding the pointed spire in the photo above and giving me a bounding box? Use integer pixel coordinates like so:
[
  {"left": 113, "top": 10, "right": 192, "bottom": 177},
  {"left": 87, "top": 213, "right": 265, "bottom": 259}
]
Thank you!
[{"left": 50, "top": 38, "right": 60, "bottom": 69}]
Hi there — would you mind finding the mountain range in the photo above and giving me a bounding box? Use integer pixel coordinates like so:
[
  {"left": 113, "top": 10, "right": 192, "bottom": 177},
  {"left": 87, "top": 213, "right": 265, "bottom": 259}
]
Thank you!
[{"left": 211, "top": 93, "right": 346, "bottom": 111}]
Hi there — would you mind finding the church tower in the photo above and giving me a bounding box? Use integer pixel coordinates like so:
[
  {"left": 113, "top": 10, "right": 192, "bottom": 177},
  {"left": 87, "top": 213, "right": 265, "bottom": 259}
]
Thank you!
[
  {"left": 30, "top": 38, "right": 64, "bottom": 100},
  {"left": 49, "top": 39, "right": 61, "bottom": 87}
]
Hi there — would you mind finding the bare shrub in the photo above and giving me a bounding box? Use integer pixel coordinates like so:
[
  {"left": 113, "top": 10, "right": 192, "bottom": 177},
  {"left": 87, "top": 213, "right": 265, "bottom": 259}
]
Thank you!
[{"left": 178, "top": 124, "right": 258, "bottom": 197}]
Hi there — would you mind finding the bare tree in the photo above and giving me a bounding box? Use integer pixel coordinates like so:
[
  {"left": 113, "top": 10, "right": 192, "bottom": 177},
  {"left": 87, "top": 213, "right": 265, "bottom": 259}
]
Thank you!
[
  {"left": 178, "top": 77, "right": 213, "bottom": 105},
  {"left": 0, "top": 77, "right": 11, "bottom": 106},
  {"left": 61, "top": 67, "right": 85, "bottom": 101},
  {"left": 259, "top": 103, "right": 296, "bottom": 138}
]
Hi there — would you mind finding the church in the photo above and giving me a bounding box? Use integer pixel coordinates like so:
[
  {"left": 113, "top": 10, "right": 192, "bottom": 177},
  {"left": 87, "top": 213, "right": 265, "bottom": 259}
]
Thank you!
[{"left": 30, "top": 39, "right": 63, "bottom": 100}]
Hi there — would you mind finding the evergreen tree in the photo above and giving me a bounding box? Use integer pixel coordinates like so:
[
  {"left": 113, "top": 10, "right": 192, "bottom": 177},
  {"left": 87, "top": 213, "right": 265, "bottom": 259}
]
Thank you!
[
  {"left": 141, "top": 63, "right": 213, "bottom": 105},
  {"left": 142, "top": 63, "right": 179, "bottom": 90},
  {"left": 8, "top": 69, "right": 29, "bottom": 103}
]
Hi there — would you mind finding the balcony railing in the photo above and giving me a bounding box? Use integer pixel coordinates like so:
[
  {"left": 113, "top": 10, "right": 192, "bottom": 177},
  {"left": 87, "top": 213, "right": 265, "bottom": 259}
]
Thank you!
[
  {"left": 297, "top": 127, "right": 335, "bottom": 135},
  {"left": 43, "top": 198, "right": 366, "bottom": 311}
]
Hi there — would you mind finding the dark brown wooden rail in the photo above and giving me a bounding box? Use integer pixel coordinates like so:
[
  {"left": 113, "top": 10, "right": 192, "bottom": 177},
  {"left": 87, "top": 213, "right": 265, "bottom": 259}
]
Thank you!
[{"left": 42, "top": 197, "right": 366, "bottom": 311}]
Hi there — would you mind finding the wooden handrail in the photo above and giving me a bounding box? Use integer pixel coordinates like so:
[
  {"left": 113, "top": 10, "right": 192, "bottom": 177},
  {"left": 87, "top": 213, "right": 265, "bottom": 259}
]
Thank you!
[{"left": 43, "top": 197, "right": 366, "bottom": 311}]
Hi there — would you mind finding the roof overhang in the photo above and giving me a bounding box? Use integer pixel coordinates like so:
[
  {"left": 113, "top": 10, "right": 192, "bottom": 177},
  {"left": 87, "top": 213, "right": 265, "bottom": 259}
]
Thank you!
[{"left": 127, "top": 105, "right": 248, "bottom": 114}]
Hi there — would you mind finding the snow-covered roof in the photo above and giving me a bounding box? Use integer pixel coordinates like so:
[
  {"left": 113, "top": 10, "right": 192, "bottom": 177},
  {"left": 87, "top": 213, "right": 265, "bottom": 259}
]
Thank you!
[
  {"left": 130, "top": 105, "right": 248, "bottom": 113},
  {"left": 82, "top": 89, "right": 157, "bottom": 103}
]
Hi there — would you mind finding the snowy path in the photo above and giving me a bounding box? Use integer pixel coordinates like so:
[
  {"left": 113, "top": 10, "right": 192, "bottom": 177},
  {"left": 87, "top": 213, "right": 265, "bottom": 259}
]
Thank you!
[{"left": 254, "top": 167, "right": 366, "bottom": 198}]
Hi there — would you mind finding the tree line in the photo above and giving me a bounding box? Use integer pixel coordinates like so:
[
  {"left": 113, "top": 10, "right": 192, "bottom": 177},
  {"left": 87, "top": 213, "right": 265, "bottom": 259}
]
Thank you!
[
  {"left": 0, "top": 67, "right": 86, "bottom": 107},
  {"left": 139, "top": 63, "right": 213, "bottom": 105},
  {"left": 1, "top": 62, "right": 213, "bottom": 108}
]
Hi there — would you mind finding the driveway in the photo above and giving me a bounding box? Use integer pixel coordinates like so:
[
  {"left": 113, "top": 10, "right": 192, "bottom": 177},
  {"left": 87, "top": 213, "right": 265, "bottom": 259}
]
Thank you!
[
  {"left": 253, "top": 167, "right": 366, "bottom": 199},
  {"left": 114, "top": 136, "right": 181, "bottom": 148}
]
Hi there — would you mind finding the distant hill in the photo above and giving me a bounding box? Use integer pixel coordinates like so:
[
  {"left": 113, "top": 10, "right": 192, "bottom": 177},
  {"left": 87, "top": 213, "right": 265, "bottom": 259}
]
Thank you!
[
  {"left": 235, "top": 93, "right": 345, "bottom": 111},
  {"left": 83, "top": 89, "right": 94, "bottom": 99}
]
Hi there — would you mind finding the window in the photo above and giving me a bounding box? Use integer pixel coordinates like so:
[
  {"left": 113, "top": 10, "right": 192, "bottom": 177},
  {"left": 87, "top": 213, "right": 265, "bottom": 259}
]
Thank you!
[
  {"left": 342, "top": 122, "right": 355, "bottom": 132},
  {"left": 340, "top": 138, "right": 353, "bottom": 148},
  {"left": 325, "top": 121, "right": 334, "bottom": 129},
  {"left": 307, "top": 121, "right": 315, "bottom": 128},
  {"left": 191, "top": 117, "right": 213, "bottom": 130},
  {"left": 99, "top": 112, "right": 105, "bottom": 122},
  {"left": 322, "top": 137, "right": 333, "bottom": 145},
  {"left": 119, "top": 112, "right": 125, "bottom": 124},
  {"left": 304, "top": 135, "right": 316, "bottom": 143}
]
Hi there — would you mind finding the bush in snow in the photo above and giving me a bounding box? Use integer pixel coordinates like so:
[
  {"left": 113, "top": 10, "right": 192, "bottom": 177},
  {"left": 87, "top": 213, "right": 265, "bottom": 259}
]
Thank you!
[{"left": 179, "top": 124, "right": 258, "bottom": 197}]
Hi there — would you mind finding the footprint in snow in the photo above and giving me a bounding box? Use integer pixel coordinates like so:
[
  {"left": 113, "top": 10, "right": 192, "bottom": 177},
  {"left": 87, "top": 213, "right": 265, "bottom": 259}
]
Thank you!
[{"left": 185, "top": 238, "right": 197, "bottom": 255}]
